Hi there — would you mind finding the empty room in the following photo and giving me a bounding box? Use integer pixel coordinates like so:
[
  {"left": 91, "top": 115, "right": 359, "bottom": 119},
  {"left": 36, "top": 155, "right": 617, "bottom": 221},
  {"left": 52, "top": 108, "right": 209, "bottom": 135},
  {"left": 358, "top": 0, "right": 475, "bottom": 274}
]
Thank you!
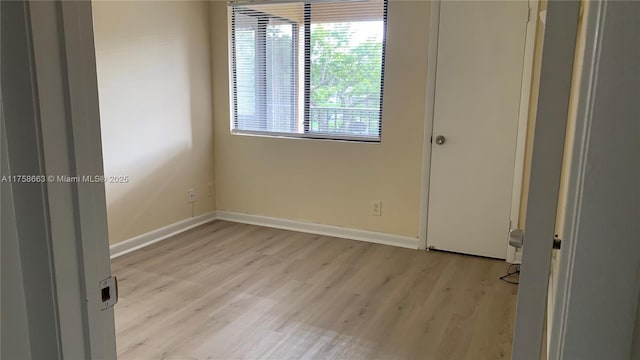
[
  {"left": 92, "top": 0, "right": 535, "bottom": 357},
  {"left": 4, "top": 0, "right": 639, "bottom": 359}
]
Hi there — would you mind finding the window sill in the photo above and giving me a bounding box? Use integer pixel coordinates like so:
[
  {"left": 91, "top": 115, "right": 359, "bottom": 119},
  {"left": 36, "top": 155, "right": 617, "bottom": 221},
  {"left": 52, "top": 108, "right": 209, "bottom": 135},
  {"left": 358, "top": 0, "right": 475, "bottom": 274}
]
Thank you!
[{"left": 230, "top": 130, "right": 381, "bottom": 144}]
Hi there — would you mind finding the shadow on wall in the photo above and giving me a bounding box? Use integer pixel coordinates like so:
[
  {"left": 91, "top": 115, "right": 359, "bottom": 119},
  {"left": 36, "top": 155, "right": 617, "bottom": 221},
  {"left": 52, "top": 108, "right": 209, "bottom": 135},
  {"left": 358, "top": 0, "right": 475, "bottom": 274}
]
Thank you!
[
  {"left": 93, "top": 0, "right": 214, "bottom": 245},
  {"left": 104, "top": 147, "right": 191, "bottom": 245}
]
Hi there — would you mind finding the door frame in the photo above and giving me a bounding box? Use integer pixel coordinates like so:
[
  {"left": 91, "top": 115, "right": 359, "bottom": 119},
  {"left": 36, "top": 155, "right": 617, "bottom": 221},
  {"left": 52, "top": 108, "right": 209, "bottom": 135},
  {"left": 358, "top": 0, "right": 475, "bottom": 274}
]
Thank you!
[
  {"left": 418, "top": 0, "right": 539, "bottom": 259},
  {"left": 546, "top": 0, "right": 640, "bottom": 358},
  {"left": 511, "top": 0, "right": 582, "bottom": 358},
  {"left": 547, "top": 2, "right": 597, "bottom": 356},
  {"left": 2, "top": 1, "right": 117, "bottom": 358}
]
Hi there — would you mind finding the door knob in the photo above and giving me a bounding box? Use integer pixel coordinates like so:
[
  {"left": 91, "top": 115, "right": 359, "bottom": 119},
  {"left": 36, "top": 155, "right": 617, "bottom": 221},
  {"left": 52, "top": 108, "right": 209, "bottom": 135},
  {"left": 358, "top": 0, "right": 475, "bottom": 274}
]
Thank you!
[{"left": 435, "top": 135, "right": 446, "bottom": 145}]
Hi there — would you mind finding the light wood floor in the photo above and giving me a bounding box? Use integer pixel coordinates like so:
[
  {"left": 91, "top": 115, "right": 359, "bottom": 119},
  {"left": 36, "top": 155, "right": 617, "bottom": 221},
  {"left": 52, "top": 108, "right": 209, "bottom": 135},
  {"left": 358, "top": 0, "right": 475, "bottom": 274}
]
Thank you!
[{"left": 112, "top": 220, "right": 518, "bottom": 360}]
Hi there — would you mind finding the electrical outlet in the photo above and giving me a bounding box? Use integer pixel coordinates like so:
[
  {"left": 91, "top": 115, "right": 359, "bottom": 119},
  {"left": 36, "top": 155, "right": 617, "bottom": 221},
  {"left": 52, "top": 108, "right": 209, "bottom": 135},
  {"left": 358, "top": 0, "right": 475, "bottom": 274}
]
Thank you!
[
  {"left": 188, "top": 188, "right": 196, "bottom": 203},
  {"left": 208, "top": 182, "right": 213, "bottom": 197},
  {"left": 371, "top": 200, "right": 382, "bottom": 216}
]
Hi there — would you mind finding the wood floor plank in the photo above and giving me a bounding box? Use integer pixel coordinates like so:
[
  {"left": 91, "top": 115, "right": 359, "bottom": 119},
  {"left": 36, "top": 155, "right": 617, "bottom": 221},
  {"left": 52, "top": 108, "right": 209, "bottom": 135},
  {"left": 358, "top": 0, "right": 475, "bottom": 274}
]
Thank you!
[{"left": 112, "top": 220, "right": 518, "bottom": 359}]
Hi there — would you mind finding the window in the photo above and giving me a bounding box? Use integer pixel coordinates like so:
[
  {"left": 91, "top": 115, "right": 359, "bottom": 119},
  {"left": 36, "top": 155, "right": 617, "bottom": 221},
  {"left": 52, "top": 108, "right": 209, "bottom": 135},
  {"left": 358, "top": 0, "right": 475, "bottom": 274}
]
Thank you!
[{"left": 230, "top": 0, "right": 387, "bottom": 142}]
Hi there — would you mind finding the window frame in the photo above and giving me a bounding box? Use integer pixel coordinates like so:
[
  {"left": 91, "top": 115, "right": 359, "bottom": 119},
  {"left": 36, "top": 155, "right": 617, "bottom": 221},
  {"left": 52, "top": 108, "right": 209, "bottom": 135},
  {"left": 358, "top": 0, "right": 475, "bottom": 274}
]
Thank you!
[
  {"left": 229, "top": 0, "right": 388, "bottom": 143},
  {"left": 231, "top": 8, "right": 298, "bottom": 132}
]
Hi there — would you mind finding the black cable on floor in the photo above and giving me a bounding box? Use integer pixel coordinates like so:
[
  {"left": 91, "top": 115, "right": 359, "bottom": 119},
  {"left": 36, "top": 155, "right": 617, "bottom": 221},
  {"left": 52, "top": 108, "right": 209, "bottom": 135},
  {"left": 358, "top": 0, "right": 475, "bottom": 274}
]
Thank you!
[{"left": 500, "top": 263, "right": 520, "bottom": 284}]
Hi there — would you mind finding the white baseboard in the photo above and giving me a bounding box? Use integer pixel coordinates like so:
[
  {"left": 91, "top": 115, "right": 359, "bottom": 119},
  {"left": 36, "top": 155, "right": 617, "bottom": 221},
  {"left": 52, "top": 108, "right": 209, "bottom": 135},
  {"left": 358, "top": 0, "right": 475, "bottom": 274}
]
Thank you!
[
  {"left": 110, "top": 210, "right": 420, "bottom": 258},
  {"left": 109, "top": 211, "right": 217, "bottom": 259},
  {"left": 216, "top": 211, "right": 419, "bottom": 250}
]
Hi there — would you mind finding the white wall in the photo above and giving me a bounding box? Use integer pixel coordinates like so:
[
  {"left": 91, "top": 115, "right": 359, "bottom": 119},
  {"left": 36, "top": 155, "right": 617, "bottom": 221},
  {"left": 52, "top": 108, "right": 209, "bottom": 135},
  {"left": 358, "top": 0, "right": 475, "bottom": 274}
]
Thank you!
[
  {"left": 93, "top": 1, "right": 215, "bottom": 244},
  {"left": 96, "top": 0, "right": 541, "bottom": 246},
  {"left": 210, "top": 0, "right": 430, "bottom": 238}
]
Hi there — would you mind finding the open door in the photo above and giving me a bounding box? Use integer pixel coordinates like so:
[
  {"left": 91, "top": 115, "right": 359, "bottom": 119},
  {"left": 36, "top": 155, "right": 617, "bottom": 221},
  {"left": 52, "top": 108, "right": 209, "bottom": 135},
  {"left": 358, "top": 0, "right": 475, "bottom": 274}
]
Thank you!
[
  {"left": 511, "top": 0, "right": 580, "bottom": 359},
  {"left": 514, "top": 0, "right": 640, "bottom": 357},
  {"left": 1, "top": 1, "right": 117, "bottom": 358},
  {"left": 543, "top": 1, "right": 640, "bottom": 358}
]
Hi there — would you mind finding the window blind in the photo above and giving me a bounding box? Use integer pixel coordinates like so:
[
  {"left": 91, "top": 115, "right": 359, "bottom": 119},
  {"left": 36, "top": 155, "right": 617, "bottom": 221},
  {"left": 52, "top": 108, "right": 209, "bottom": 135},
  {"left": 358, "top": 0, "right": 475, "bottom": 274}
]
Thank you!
[{"left": 230, "top": 0, "right": 387, "bottom": 141}]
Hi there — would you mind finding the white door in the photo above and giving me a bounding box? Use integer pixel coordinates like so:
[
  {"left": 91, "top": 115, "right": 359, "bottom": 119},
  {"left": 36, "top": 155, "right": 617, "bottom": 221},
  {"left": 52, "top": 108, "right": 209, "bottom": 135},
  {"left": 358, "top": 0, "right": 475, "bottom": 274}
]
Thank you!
[{"left": 427, "top": 1, "right": 529, "bottom": 259}]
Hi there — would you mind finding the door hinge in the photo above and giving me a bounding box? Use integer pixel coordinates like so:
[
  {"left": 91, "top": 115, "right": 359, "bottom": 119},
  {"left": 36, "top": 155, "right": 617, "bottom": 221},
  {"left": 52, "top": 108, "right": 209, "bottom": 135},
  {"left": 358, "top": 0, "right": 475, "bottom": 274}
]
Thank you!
[{"left": 99, "top": 276, "right": 118, "bottom": 311}]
